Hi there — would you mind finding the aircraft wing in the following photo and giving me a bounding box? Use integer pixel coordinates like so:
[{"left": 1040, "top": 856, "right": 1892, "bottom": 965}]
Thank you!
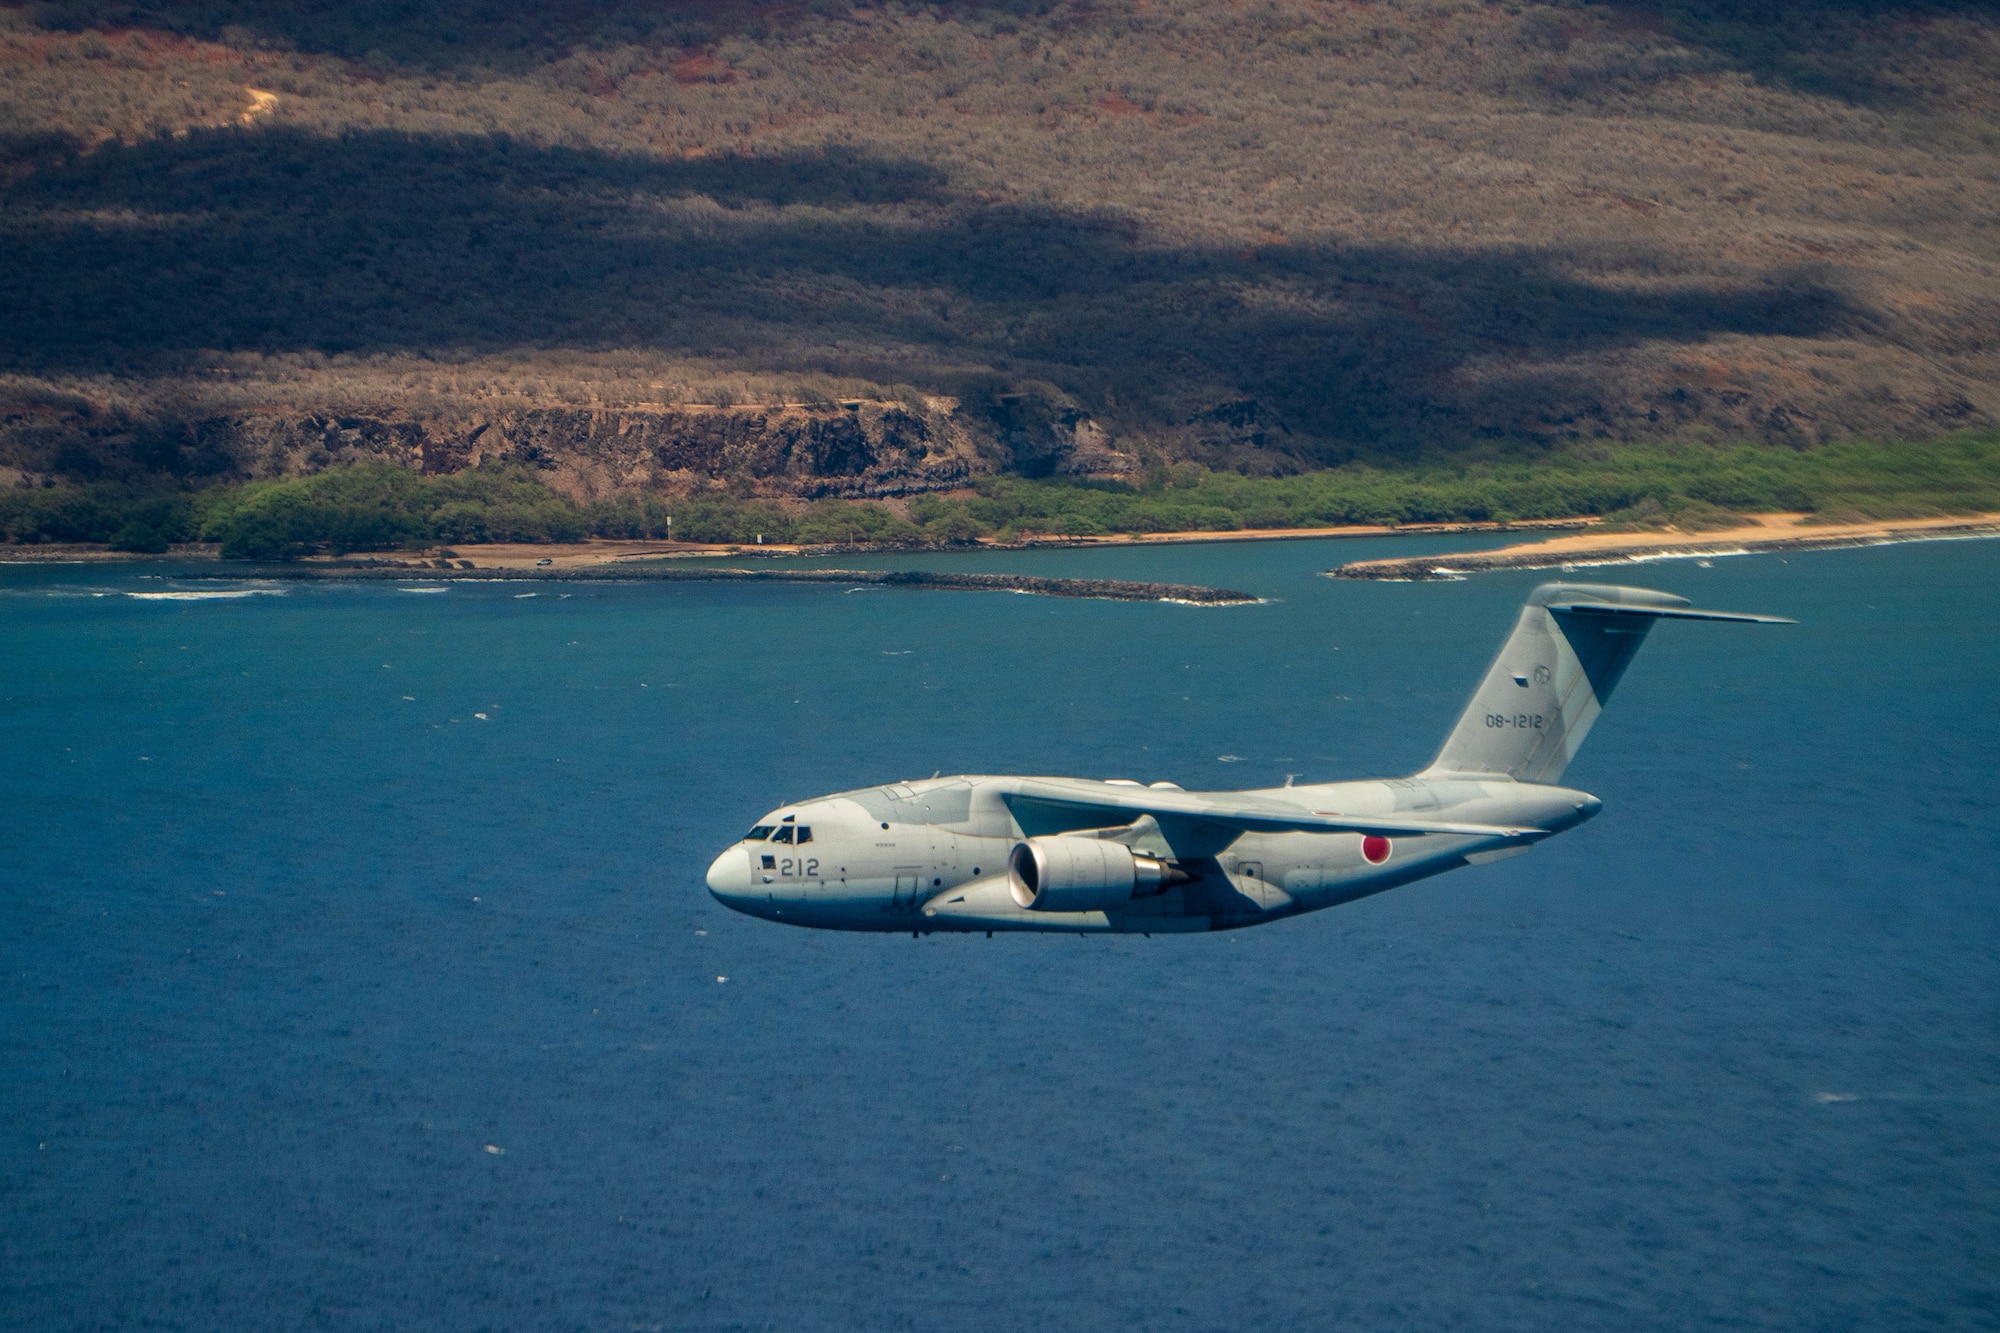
[
  {"left": 1003, "top": 779, "right": 1543, "bottom": 840},
  {"left": 1545, "top": 602, "right": 1796, "bottom": 624}
]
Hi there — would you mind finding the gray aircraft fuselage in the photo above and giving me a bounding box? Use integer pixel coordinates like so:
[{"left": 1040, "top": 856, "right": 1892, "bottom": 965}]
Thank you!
[{"left": 705, "top": 581, "right": 1789, "bottom": 934}]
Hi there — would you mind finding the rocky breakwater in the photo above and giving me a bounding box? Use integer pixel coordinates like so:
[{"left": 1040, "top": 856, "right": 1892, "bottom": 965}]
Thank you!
[{"left": 183, "top": 564, "right": 1257, "bottom": 604}]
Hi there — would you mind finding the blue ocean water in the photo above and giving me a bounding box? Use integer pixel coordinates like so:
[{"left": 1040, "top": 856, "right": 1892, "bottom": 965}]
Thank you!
[{"left": 2, "top": 535, "right": 1997, "bottom": 1331}]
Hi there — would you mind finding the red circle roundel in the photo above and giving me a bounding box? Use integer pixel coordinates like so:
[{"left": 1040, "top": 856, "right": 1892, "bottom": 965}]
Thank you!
[{"left": 1361, "top": 835, "right": 1392, "bottom": 865}]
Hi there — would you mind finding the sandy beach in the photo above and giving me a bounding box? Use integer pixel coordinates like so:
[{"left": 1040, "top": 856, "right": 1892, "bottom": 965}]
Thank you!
[{"left": 1329, "top": 512, "right": 2000, "bottom": 580}]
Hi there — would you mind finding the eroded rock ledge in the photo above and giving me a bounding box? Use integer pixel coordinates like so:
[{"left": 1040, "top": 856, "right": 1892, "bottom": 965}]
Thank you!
[
  {"left": 0, "top": 393, "right": 1138, "bottom": 499},
  {"left": 172, "top": 564, "right": 1256, "bottom": 604}
]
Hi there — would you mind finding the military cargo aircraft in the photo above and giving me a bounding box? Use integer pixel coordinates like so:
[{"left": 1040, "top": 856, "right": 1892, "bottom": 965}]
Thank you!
[{"left": 706, "top": 581, "right": 1789, "bottom": 934}]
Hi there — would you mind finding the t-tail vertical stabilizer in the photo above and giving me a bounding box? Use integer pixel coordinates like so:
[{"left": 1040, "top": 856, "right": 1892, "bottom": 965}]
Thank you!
[{"left": 1423, "top": 581, "right": 1793, "bottom": 784}]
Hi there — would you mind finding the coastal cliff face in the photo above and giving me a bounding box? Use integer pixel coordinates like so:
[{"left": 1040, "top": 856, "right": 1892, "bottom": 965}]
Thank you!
[
  {"left": 0, "top": 392, "right": 1139, "bottom": 498},
  {"left": 3, "top": 360, "right": 1983, "bottom": 500}
]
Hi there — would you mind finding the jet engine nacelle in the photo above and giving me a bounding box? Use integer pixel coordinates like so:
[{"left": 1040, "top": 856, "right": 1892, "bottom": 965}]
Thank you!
[{"left": 1008, "top": 837, "right": 1171, "bottom": 912}]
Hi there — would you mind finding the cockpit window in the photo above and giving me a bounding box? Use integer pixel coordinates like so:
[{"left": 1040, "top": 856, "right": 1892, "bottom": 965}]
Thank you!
[
  {"left": 769, "top": 826, "right": 795, "bottom": 844},
  {"left": 795, "top": 826, "right": 812, "bottom": 844},
  {"left": 744, "top": 825, "right": 775, "bottom": 841}
]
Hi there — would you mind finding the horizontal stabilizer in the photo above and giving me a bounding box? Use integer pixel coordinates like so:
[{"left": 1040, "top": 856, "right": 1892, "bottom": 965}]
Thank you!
[{"left": 1544, "top": 602, "right": 1796, "bottom": 624}]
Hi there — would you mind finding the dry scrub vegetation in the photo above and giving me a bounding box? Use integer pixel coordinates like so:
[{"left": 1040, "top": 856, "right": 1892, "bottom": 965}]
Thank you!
[{"left": 3, "top": 0, "right": 2000, "bottom": 505}]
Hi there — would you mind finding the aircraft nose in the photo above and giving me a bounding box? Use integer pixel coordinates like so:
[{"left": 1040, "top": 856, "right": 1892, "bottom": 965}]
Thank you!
[
  {"left": 706, "top": 846, "right": 753, "bottom": 903},
  {"left": 1575, "top": 794, "right": 1604, "bottom": 821}
]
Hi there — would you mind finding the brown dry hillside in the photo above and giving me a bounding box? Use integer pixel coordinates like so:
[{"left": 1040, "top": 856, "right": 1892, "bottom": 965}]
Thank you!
[{"left": 3, "top": 0, "right": 1998, "bottom": 498}]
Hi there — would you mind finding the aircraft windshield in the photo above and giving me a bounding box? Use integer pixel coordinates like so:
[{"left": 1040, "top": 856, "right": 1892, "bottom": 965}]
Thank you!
[
  {"left": 769, "top": 826, "right": 795, "bottom": 844},
  {"left": 743, "top": 825, "right": 775, "bottom": 841}
]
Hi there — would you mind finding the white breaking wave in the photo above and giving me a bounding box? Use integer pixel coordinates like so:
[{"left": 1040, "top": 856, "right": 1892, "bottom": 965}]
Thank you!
[
  {"left": 127, "top": 589, "right": 285, "bottom": 601},
  {"left": 1620, "top": 547, "right": 1754, "bottom": 565}
]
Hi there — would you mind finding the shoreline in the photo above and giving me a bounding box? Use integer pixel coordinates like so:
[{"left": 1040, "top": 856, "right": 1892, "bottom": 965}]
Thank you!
[
  {"left": 1328, "top": 513, "right": 2000, "bottom": 580},
  {"left": 9, "top": 514, "right": 2000, "bottom": 580},
  {"left": 0, "top": 517, "right": 1593, "bottom": 569}
]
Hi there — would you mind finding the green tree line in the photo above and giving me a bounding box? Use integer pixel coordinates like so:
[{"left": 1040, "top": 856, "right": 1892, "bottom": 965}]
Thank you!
[{"left": 5, "top": 435, "right": 1999, "bottom": 557}]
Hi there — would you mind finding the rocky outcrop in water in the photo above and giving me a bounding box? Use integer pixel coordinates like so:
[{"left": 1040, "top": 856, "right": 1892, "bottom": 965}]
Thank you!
[{"left": 176, "top": 564, "right": 1256, "bottom": 604}]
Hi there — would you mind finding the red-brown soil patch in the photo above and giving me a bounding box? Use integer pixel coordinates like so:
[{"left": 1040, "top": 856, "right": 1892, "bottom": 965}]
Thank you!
[{"left": 672, "top": 52, "right": 738, "bottom": 85}]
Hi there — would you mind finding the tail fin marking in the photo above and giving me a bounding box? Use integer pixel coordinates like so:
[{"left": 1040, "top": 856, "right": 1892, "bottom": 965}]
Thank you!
[{"left": 1422, "top": 582, "right": 1791, "bottom": 784}]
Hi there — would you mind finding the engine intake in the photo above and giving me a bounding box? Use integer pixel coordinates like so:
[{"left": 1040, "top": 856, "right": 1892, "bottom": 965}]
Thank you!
[{"left": 1008, "top": 838, "right": 1177, "bottom": 912}]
